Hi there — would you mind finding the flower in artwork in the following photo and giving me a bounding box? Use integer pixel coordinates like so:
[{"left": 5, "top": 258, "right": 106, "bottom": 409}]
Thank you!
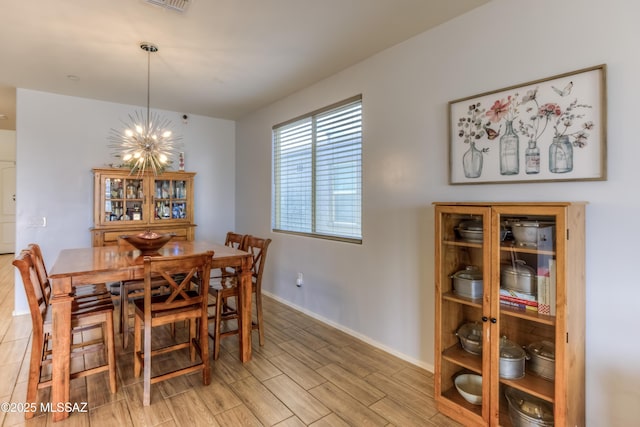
[
  {"left": 551, "top": 99, "right": 593, "bottom": 147},
  {"left": 486, "top": 93, "right": 521, "bottom": 123},
  {"left": 456, "top": 102, "right": 490, "bottom": 153},
  {"left": 518, "top": 90, "right": 560, "bottom": 144}
]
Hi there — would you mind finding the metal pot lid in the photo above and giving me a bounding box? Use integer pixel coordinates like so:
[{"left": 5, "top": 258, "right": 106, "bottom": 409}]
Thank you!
[
  {"left": 500, "top": 336, "right": 526, "bottom": 359},
  {"left": 511, "top": 220, "right": 554, "bottom": 228},
  {"left": 456, "top": 322, "right": 482, "bottom": 341},
  {"left": 458, "top": 220, "right": 482, "bottom": 231},
  {"left": 511, "top": 220, "right": 542, "bottom": 227},
  {"left": 505, "top": 388, "right": 554, "bottom": 422},
  {"left": 527, "top": 340, "right": 555, "bottom": 361},
  {"left": 501, "top": 260, "right": 535, "bottom": 277},
  {"left": 452, "top": 266, "right": 483, "bottom": 280}
]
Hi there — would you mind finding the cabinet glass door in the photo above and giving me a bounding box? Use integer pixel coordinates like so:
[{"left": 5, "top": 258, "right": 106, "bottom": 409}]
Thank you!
[
  {"left": 103, "top": 177, "right": 144, "bottom": 223},
  {"left": 435, "top": 207, "right": 490, "bottom": 423},
  {"left": 495, "top": 209, "right": 558, "bottom": 426},
  {"left": 153, "top": 178, "right": 188, "bottom": 221}
]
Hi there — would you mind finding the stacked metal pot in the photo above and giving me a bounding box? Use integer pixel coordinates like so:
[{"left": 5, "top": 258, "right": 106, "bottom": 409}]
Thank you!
[
  {"left": 451, "top": 265, "right": 483, "bottom": 299},
  {"left": 500, "top": 259, "right": 536, "bottom": 295},
  {"left": 505, "top": 387, "right": 555, "bottom": 427},
  {"left": 525, "top": 340, "right": 556, "bottom": 380},
  {"left": 499, "top": 336, "right": 528, "bottom": 379},
  {"left": 455, "top": 322, "right": 482, "bottom": 355}
]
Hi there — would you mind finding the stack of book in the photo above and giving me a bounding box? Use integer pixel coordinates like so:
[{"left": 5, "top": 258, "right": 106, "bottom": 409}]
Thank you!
[{"left": 499, "top": 288, "right": 538, "bottom": 311}]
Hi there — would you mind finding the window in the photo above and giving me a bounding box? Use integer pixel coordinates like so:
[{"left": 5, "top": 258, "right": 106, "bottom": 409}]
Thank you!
[{"left": 272, "top": 95, "right": 362, "bottom": 243}]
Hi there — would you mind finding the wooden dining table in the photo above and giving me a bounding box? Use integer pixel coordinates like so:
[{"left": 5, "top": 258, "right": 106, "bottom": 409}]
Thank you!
[{"left": 48, "top": 240, "right": 253, "bottom": 422}]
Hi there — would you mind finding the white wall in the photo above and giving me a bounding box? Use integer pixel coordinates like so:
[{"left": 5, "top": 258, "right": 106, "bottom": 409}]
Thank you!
[
  {"left": 0, "top": 130, "right": 16, "bottom": 158},
  {"left": 236, "top": 0, "right": 640, "bottom": 424},
  {"left": 14, "top": 89, "right": 236, "bottom": 314}
]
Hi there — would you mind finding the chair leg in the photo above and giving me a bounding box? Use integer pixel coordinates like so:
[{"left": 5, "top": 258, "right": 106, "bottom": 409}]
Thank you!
[
  {"left": 200, "top": 311, "right": 211, "bottom": 385},
  {"left": 106, "top": 311, "right": 117, "bottom": 393},
  {"left": 143, "top": 318, "right": 152, "bottom": 406},
  {"left": 255, "top": 291, "right": 264, "bottom": 346},
  {"left": 120, "top": 282, "right": 129, "bottom": 349},
  {"left": 189, "top": 319, "right": 196, "bottom": 361},
  {"left": 25, "top": 333, "right": 44, "bottom": 420},
  {"left": 213, "top": 292, "right": 223, "bottom": 360},
  {"left": 133, "top": 315, "right": 141, "bottom": 378}
]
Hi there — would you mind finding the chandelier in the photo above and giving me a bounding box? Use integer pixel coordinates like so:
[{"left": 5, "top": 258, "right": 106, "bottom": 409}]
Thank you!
[{"left": 109, "top": 42, "right": 181, "bottom": 175}]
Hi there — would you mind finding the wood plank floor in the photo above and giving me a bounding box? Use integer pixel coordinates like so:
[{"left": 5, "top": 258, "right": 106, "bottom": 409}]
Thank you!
[{"left": 0, "top": 253, "right": 461, "bottom": 427}]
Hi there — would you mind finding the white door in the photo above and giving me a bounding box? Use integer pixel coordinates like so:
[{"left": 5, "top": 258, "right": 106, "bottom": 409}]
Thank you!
[{"left": 0, "top": 161, "right": 16, "bottom": 254}]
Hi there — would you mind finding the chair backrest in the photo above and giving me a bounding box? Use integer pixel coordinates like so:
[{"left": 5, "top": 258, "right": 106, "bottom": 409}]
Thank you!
[
  {"left": 225, "top": 231, "right": 247, "bottom": 250},
  {"left": 13, "top": 251, "right": 47, "bottom": 333},
  {"left": 26, "top": 243, "right": 51, "bottom": 304},
  {"left": 244, "top": 236, "right": 272, "bottom": 292},
  {"left": 143, "top": 251, "right": 213, "bottom": 314},
  {"left": 217, "top": 232, "right": 247, "bottom": 278}
]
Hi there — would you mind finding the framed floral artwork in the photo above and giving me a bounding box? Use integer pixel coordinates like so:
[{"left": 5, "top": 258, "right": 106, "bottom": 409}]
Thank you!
[{"left": 448, "top": 64, "right": 606, "bottom": 184}]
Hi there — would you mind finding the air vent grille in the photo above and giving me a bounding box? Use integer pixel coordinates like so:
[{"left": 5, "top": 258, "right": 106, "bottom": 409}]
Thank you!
[{"left": 144, "top": 0, "right": 190, "bottom": 13}]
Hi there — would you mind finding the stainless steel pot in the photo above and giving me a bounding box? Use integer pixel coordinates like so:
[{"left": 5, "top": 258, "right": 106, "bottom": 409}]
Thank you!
[
  {"left": 505, "top": 387, "right": 554, "bottom": 427},
  {"left": 452, "top": 266, "right": 483, "bottom": 299},
  {"left": 456, "top": 322, "right": 483, "bottom": 355},
  {"left": 526, "top": 341, "right": 555, "bottom": 380},
  {"left": 511, "top": 221, "right": 554, "bottom": 250},
  {"left": 457, "top": 219, "right": 483, "bottom": 242},
  {"left": 499, "top": 336, "right": 528, "bottom": 379},
  {"left": 501, "top": 260, "right": 536, "bottom": 295}
]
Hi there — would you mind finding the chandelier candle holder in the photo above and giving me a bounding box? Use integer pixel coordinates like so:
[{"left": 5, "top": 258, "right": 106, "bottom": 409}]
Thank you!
[{"left": 109, "top": 42, "right": 182, "bottom": 175}]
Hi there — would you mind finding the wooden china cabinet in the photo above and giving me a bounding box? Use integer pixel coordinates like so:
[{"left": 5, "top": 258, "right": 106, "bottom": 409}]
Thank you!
[
  {"left": 433, "top": 202, "right": 585, "bottom": 427},
  {"left": 91, "top": 168, "right": 196, "bottom": 246}
]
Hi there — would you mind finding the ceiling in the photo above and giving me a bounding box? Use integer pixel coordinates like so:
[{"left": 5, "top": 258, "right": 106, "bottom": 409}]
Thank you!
[{"left": 0, "top": 0, "right": 490, "bottom": 131}]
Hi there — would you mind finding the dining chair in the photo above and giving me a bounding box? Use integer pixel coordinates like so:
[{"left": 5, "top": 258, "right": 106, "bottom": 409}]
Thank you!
[
  {"left": 118, "top": 238, "right": 172, "bottom": 349},
  {"left": 27, "top": 243, "right": 111, "bottom": 304},
  {"left": 13, "top": 250, "right": 117, "bottom": 419},
  {"left": 208, "top": 235, "right": 271, "bottom": 360},
  {"left": 132, "top": 251, "right": 213, "bottom": 406},
  {"left": 206, "top": 231, "right": 247, "bottom": 323}
]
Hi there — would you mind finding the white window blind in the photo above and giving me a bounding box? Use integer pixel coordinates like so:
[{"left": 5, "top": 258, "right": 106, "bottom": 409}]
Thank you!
[{"left": 272, "top": 96, "right": 362, "bottom": 242}]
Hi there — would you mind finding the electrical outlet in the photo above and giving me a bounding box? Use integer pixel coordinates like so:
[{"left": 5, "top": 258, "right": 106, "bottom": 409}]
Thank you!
[
  {"left": 27, "top": 216, "right": 46, "bottom": 227},
  {"left": 296, "top": 272, "right": 304, "bottom": 287}
]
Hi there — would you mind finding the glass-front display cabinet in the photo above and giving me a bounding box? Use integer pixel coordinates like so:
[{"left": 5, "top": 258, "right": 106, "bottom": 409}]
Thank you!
[
  {"left": 91, "top": 168, "right": 196, "bottom": 246},
  {"left": 433, "top": 202, "right": 585, "bottom": 427}
]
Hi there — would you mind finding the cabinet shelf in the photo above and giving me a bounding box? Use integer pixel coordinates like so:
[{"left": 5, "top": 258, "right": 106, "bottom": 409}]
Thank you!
[
  {"left": 442, "top": 345, "right": 482, "bottom": 373},
  {"left": 500, "top": 242, "right": 555, "bottom": 256},
  {"left": 442, "top": 386, "right": 483, "bottom": 418},
  {"left": 443, "top": 239, "right": 483, "bottom": 249},
  {"left": 443, "top": 292, "right": 483, "bottom": 308},
  {"left": 434, "top": 202, "right": 585, "bottom": 427},
  {"left": 500, "top": 305, "right": 556, "bottom": 326},
  {"left": 500, "top": 371, "right": 555, "bottom": 403}
]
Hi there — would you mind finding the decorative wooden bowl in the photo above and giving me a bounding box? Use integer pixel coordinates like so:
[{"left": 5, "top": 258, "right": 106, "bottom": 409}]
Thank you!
[{"left": 120, "top": 231, "right": 175, "bottom": 254}]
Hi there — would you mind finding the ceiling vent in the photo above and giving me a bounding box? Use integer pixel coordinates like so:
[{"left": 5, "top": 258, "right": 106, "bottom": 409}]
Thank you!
[{"left": 143, "top": 0, "right": 190, "bottom": 13}]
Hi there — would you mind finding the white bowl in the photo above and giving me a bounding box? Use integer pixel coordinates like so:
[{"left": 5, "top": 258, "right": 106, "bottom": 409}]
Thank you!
[{"left": 454, "top": 374, "right": 483, "bottom": 405}]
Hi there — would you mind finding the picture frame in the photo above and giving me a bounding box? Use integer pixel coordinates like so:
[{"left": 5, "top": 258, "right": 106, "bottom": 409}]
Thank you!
[{"left": 448, "top": 64, "right": 606, "bottom": 184}]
